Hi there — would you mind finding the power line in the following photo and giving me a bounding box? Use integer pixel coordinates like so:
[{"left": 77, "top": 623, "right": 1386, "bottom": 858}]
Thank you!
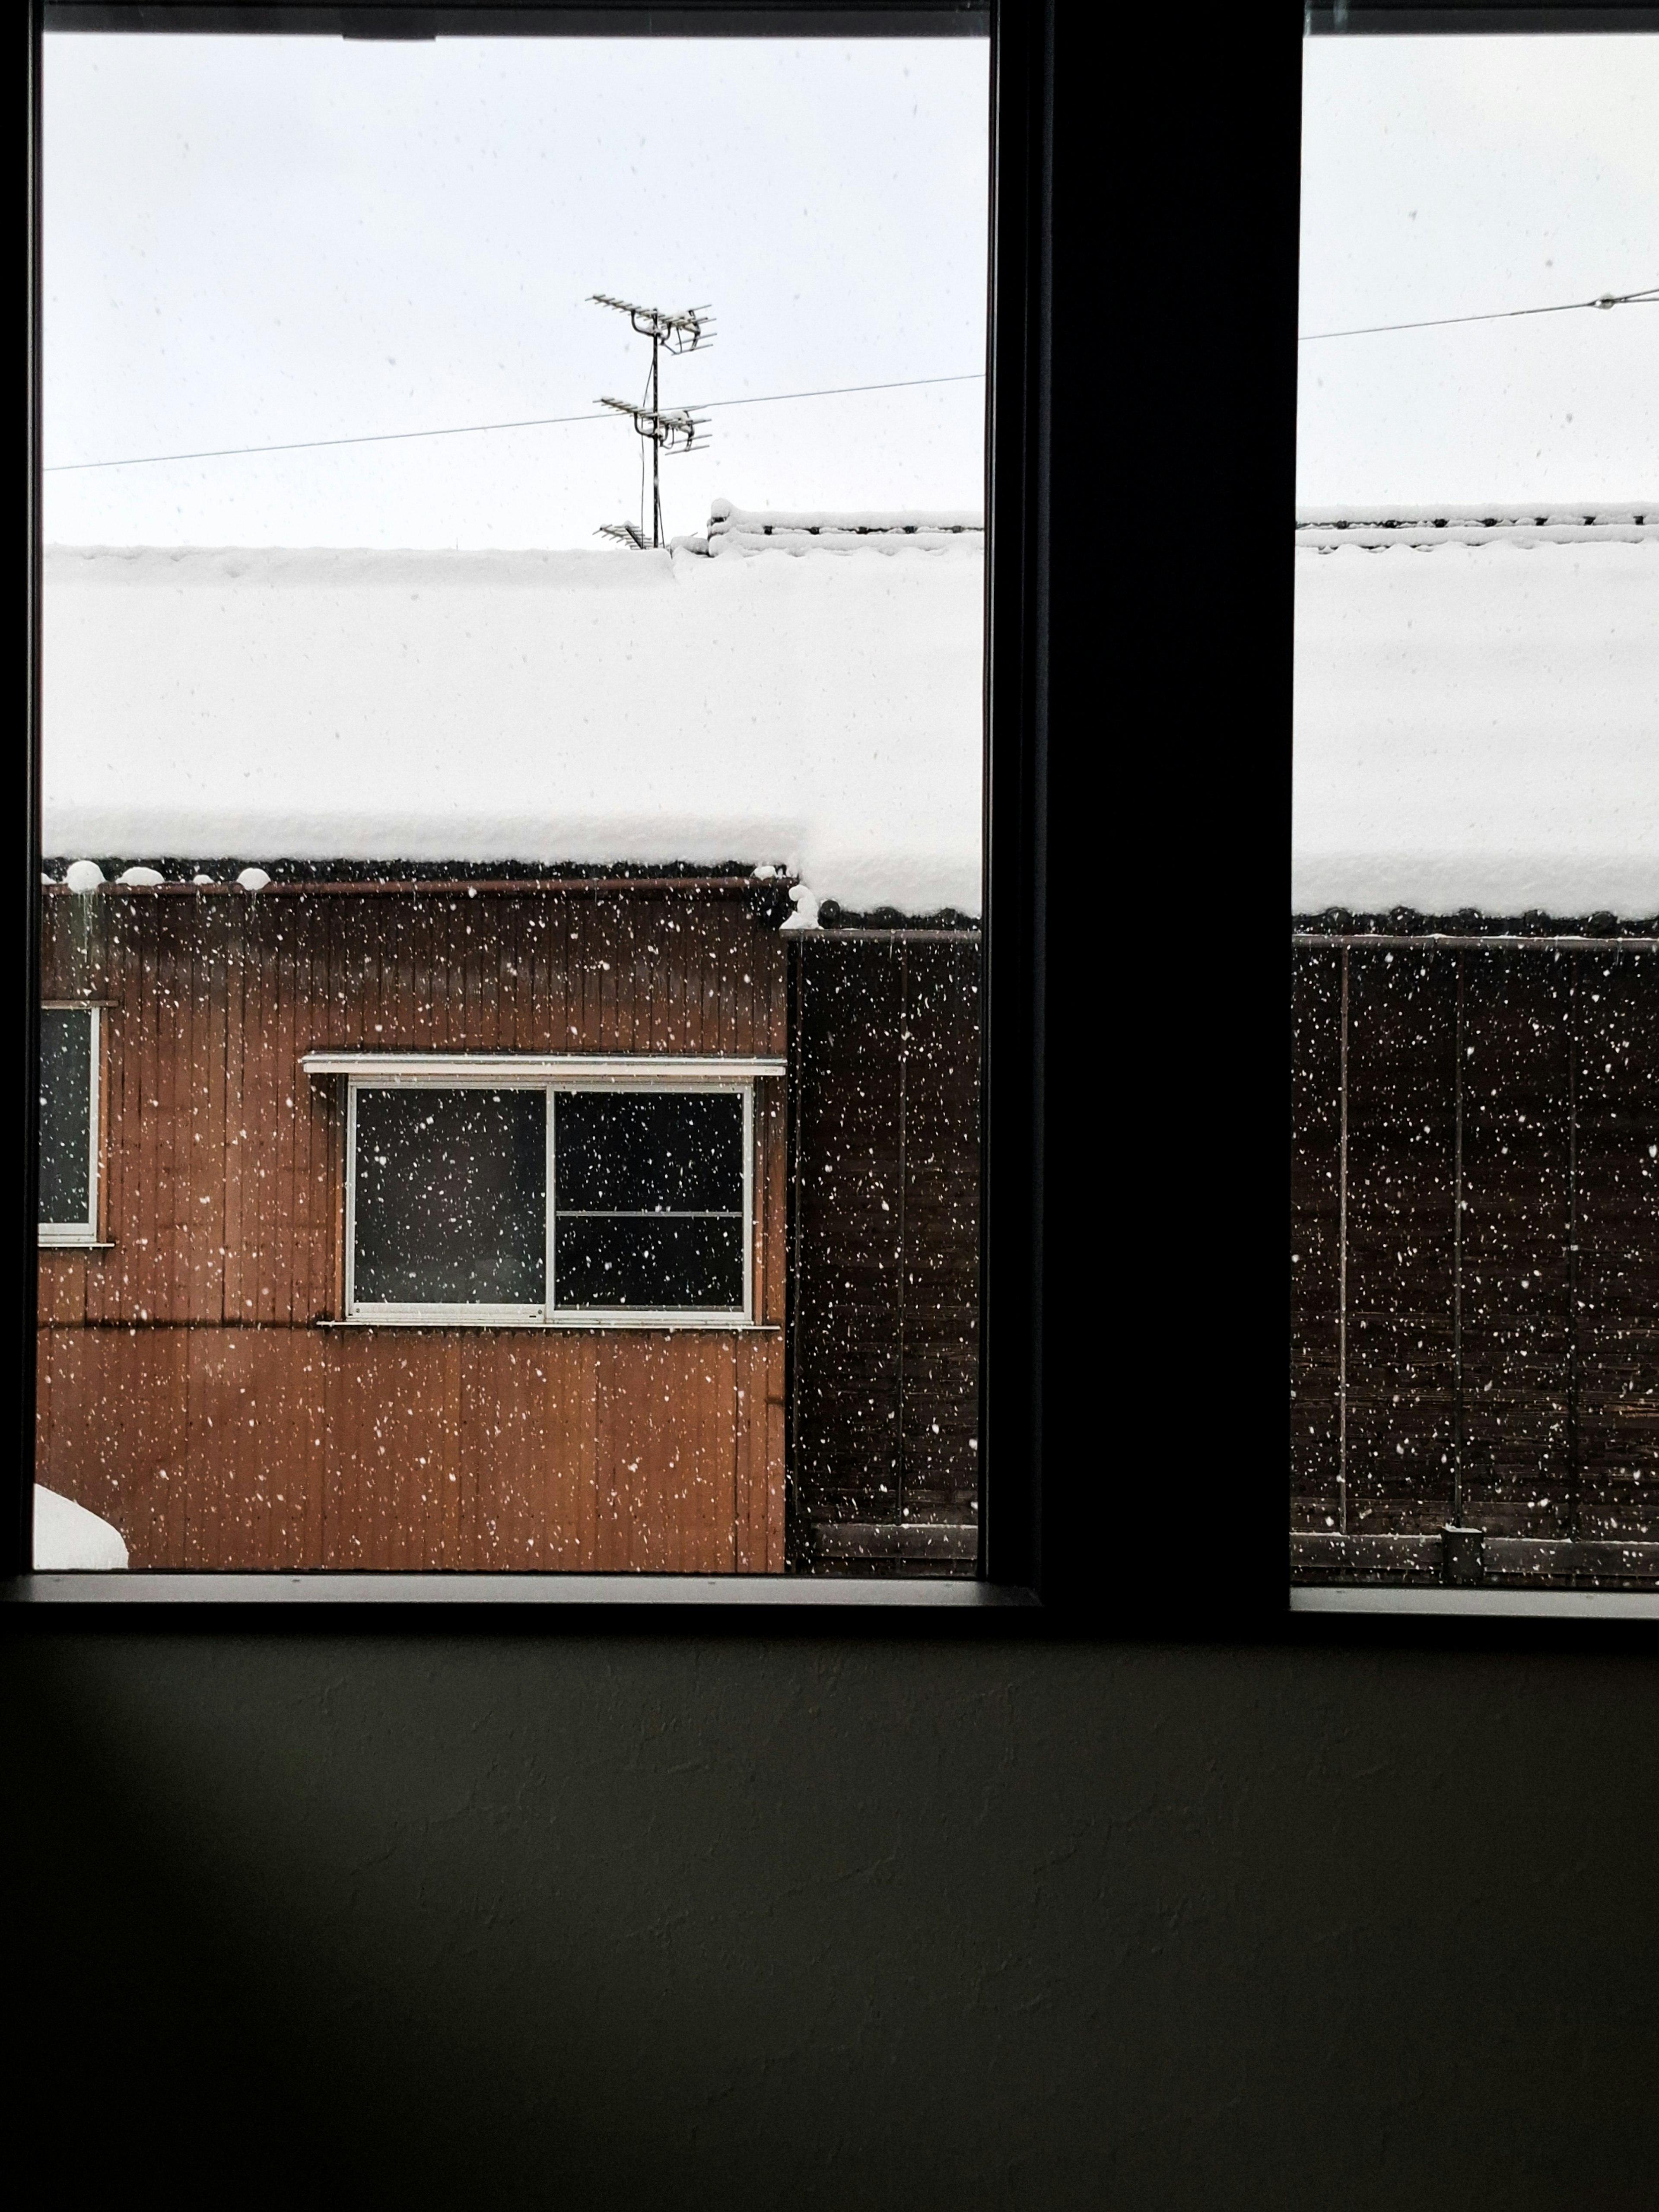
[
  {"left": 1300, "top": 285, "right": 1659, "bottom": 342},
  {"left": 44, "top": 371, "right": 986, "bottom": 475}
]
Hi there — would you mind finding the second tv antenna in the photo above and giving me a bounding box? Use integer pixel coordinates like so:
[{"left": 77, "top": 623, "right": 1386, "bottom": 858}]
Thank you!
[{"left": 592, "top": 294, "right": 713, "bottom": 548}]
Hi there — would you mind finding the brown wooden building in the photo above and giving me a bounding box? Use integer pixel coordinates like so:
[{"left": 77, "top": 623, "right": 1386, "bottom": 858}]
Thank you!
[
  {"left": 1292, "top": 918, "right": 1659, "bottom": 1592},
  {"left": 37, "top": 522, "right": 986, "bottom": 1574},
  {"left": 1290, "top": 514, "right": 1659, "bottom": 1592},
  {"left": 791, "top": 930, "right": 981, "bottom": 1571},
  {"left": 36, "top": 873, "right": 982, "bottom": 1575},
  {"left": 38, "top": 875, "right": 791, "bottom": 1572}
]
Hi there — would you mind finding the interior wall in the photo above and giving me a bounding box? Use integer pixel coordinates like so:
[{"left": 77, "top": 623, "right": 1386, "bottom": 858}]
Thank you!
[{"left": 11, "top": 1632, "right": 1658, "bottom": 2209}]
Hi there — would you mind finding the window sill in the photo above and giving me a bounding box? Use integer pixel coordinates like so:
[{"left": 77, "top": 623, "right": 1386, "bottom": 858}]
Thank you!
[
  {"left": 1292, "top": 1586, "right": 1659, "bottom": 1621},
  {"left": 38, "top": 1237, "right": 113, "bottom": 1251},
  {"left": 4, "top": 1570, "right": 1036, "bottom": 1610}
]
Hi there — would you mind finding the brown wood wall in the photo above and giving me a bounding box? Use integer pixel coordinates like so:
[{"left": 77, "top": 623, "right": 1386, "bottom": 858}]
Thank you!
[
  {"left": 37, "top": 885, "right": 786, "bottom": 1572},
  {"left": 1291, "top": 941, "right": 1659, "bottom": 1555},
  {"left": 791, "top": 936, "right": 981, "bottom": 1556}
]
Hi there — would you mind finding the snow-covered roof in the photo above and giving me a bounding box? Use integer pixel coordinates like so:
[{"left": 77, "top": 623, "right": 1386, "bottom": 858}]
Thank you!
[
  {"left": 43, "top": 508, "right": 985, "bottom": 920},
  {"left": 1293, "top": 512, "right": 1659, "bottom": 918}
]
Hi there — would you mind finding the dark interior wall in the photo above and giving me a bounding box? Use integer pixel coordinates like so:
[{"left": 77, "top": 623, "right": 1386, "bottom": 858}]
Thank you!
[{"left": 11, "top": 1631, "right": 1659, "bottom": 2209}]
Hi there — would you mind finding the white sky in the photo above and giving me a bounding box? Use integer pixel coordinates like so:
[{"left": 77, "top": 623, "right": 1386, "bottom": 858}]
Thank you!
[
  {"left": 43, "top": 32, "right": 988, "bottom": 548},
  {"left": 1298, "top": 34, "right": 1659, "bottom": 506},
  {"left": 46, "top": 32, "right": 1653, "bottom": 540}
]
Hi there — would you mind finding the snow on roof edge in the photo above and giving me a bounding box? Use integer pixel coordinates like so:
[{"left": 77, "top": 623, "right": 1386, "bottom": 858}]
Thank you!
[
  {"left": 708, "top": 500, "right": 982, "bottom": 533},
  {"left": 1297, "top": 504, "right": 1659, "bottom": 549},
  {"left": 1298, "top": 503, "right": 1655, "bottom": 526}
]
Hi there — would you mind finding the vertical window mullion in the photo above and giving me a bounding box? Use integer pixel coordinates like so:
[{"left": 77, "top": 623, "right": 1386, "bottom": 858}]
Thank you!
[
  {"left": 555, "top": 1084, "right": 570, "bottom": 1318},
  {"left": 344, "top": 1078, "right": 358, "bottom": 1319},
  {"left": 744, "top": 1082, "right": 755, "bottom": 1324},
  {"left": 87, "top": 1004, "right": 101, "bottom": 1239}
]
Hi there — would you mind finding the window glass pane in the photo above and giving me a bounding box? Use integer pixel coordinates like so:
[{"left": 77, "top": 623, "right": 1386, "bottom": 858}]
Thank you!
[
  {"left": 36, "top": 24, "right": 987, "bottom": 1578},
  {"left": 555, "top": 1091, "right": 743, "bottom": 1214},
  {"left": 557, "top": 1216, "right": 744, "bottom": 1311},
  {"left": 38, "top": 1009, "right": 91, "bottom": 1225},
  {"left": 1292, "top": 29, "right": 1659, "bottom": 1606},
  {"left": 553, "top": 1092, "right": 744, "bottom": 1309},
  {"left": 354, "top": 1088, "right": 546, "bottom": 1307}
]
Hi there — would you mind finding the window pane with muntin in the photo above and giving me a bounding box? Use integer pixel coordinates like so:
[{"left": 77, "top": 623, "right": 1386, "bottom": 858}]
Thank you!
[
  {"left": 353, "top": 1087, "right": 547, "bottom": 1309},
  {"left": 554, "top": 1090, "right": 746, "bottom": 1311},
  {"left": 38, "top": 1007, "right": 95, "bottom": 1230}
]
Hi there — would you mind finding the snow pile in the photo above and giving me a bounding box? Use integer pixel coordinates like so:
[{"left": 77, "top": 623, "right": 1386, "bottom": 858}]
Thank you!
[
  {"left": 33, "top": 1484, "right": 128, "bottom": 1570},
  {"left": 43, "top": 524, "right": 985, "bottom": 917},
  {"left": 1294, "top": 532, "right": 1659, "bottom": 916}
]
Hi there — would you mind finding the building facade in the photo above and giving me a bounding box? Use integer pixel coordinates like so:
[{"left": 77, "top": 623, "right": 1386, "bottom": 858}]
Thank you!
[
  {"left": 1291, "top": 509, "right": 1659, "bottom": 1591},
  {"left": 36, "top": 512, "right": 985, "bottom": 1573}
]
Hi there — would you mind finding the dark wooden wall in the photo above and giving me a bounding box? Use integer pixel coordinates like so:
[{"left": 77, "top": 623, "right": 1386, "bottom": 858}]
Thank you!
[
  {"left": 36, "top": 884, "right": 787, "bottom": 1571},
  {"left": 790, "top": 934, "right": 980, "bottom": 1568},
  {"left": 1291, "top": 938, "right": 1659, "bottom": 1585}
]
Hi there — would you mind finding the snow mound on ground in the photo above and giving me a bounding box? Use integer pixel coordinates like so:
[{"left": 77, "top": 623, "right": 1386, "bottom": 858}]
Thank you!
[{"left": 33, "top": 1485, "right": 128, "bottom": 1570}]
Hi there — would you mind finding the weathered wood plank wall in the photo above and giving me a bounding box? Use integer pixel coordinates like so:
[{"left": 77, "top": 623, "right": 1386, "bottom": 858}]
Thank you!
[
  {"left": 37, "top": 885, "right": 786, "bottom": 1572},
  {"left": 790, "top": 935, "right": 980, "bottom": 1563},
  {"left": 1290, "top": 940, "right": 1659, "bottom": 1573}
]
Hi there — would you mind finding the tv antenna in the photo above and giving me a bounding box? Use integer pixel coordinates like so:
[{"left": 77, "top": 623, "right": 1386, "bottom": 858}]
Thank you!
[{"left": 591, "top": 294, "right": 713, "bottom": 548}]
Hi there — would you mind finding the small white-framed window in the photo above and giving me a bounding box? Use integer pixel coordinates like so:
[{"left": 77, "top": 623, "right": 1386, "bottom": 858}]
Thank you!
[
  {"left": 38, "top": 1003, "right": 100, "bottom": 1247},
  {"left": 309, "top": 1055, "right": 778, "bottom": 1328}
]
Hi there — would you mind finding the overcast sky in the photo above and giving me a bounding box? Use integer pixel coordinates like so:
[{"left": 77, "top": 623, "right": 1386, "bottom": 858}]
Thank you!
[
  {"left": 1299, "top": 34, "right": 1658, "bottom": 506},
  {"left": 43, "top": 30, "right": 1656, "bottom": 542},
  {"left": 43, "top": 32, "right": 988, "bottom": 547}
]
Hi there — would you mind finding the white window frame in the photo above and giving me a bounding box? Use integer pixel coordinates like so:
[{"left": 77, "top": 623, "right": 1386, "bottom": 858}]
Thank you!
[
  {"left": 302, "top": 1053, "right": 782, "bottom": 1330},
  {"left": 38, "top": 1002, "right": 100, "bottom": 1248}
]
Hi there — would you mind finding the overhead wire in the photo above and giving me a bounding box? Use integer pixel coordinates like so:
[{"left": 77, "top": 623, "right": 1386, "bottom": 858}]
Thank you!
[
  {"left": 1300, "top": 284, "right": 1659, "bottom": 341},
  {"left": 44, "top": 371, "right": 987, "bottom": 475},
  {"left": 39, "top": 288, "right": 1658, "bottom": 467}
]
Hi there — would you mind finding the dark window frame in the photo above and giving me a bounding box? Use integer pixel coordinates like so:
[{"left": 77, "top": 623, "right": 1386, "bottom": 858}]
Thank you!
[
  {"left": 16, "top": 7, "right": 1651, "bottom": 1631},
  {"left": 8, "top": 0, "right": 1047, "bottom": 1609}
]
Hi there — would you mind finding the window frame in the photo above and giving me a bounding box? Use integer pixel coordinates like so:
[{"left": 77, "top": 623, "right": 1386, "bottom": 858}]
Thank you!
[
  {"left": 35, "top": 999, "right": 99, "bottom": 1248},
  {"left": 326, "top": 1057, "right": 774, "bottom": 1329},
  {"left": 1282, "top": 1, "right": 1659, "bottom": 1632},
  {"left": 10, "top": 0, "right": 1049, "bottom": 1608}
]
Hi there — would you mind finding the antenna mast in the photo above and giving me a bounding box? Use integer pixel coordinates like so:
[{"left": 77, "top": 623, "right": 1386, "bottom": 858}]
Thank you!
[{"left": 591, "top": 294, "right": 713, "bottom": 548}]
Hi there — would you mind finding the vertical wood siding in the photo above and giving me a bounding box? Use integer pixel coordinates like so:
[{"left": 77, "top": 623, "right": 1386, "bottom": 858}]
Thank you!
[
  {"left": 1289, "top": 946, "right": 1343, "bottom": 1525},
  {"left": 791, "top": 935, "right": 981, "bottom": 1558},
  {"left": 1290, "top": 940, "right": 1659, "bottom": 1569},
  {"left": 37, "top": 887, "right": 786, "bottom": 1572}
]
